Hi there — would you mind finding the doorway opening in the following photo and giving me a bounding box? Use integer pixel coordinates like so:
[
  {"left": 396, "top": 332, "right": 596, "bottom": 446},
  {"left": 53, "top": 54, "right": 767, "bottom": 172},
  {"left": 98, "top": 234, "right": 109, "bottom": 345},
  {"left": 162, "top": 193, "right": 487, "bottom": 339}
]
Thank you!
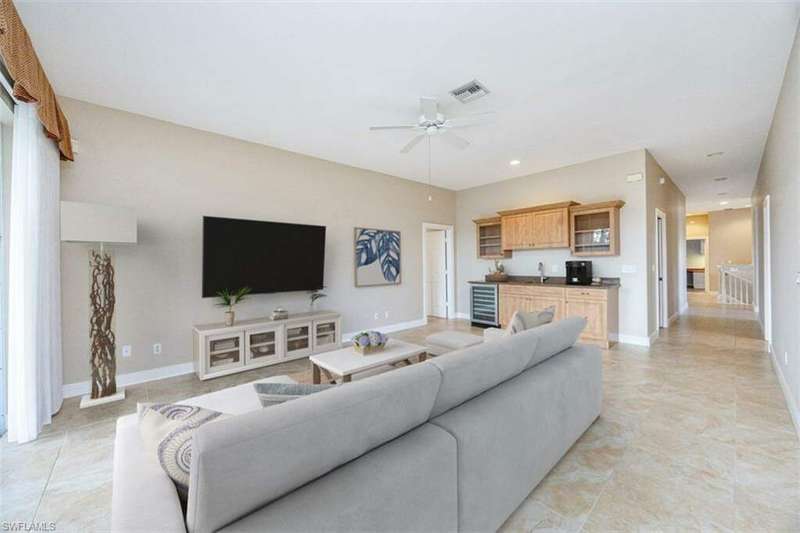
[
  {"left": 655, "top": 209, "right": 669, "bottom": 329},
  {"left": 686, "top": 237, "right": 709, "bottom": 292},
  {"left": 422, "top": 223, "right": 454, "bottom": 320}
]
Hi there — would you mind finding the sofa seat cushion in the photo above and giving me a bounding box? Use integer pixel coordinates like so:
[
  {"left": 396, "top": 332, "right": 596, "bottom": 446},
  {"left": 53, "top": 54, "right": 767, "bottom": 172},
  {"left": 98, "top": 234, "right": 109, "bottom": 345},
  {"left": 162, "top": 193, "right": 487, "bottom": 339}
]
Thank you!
[
  {"left": 430, "top": 344, "right": 602, "bottom": 532},
  {"left": 425, "top": 330, "right": 483, "bottom": 355}
]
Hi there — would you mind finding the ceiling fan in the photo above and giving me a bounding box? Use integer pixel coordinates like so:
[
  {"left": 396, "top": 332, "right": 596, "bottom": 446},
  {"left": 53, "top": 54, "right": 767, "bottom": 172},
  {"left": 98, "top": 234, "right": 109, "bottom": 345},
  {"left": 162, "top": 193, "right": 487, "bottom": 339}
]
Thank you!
[{"left": 369, "top": 97, "right": 494, "bottom": 153}]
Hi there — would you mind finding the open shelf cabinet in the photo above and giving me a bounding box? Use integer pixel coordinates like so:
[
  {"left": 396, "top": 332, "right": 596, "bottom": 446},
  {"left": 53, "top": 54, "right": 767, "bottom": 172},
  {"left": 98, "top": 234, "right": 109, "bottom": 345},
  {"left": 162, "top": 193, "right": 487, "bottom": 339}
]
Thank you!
[
  {"left": 569, "top": 201, "right": 625, "bottom": 256},
  {"left": 474, "top": 216, "right": 511, "bottom": 259}
]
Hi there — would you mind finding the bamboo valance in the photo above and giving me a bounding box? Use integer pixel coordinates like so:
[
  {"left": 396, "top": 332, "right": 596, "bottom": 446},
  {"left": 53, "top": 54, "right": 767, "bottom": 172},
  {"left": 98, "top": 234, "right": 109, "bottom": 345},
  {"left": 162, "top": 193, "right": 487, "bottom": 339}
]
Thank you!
[{"left": 0, "top": 0, "right": 73, "bottom": 160}]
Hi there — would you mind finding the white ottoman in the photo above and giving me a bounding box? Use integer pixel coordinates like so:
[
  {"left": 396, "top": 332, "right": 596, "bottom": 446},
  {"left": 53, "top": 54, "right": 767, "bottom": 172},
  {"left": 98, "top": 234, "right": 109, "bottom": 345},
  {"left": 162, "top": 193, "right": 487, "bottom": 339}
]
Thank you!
[{"left": 425, "top": 330, "right": 483, "bottom": 356}]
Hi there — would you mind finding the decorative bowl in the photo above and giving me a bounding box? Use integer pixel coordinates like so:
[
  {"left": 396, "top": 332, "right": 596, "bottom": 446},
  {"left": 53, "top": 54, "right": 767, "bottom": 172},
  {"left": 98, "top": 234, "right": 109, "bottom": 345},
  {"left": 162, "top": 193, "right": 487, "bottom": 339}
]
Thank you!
[{"left": 352, "top": 330, "right": 387, "bottom": 355}]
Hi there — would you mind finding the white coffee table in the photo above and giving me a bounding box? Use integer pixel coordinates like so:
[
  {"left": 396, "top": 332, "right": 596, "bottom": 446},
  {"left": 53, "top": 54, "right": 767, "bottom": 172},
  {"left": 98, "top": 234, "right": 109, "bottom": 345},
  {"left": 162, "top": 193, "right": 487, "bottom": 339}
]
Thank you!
[{"left": 310, "top": 339, "right": 427, "bottom": 384}]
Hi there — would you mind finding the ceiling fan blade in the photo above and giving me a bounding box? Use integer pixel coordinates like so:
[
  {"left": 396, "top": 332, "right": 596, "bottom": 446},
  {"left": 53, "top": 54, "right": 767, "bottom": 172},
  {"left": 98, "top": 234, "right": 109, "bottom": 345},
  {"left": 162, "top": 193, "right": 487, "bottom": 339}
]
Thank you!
[
  {"left": 369, "top": 125, "right": 417, "bottom": 131},
  {"left": 444, "top": 110, "right": 496, "bottom": 128},
  {"left": 440, "top": 131, "right": 470, "bottom": 150},
  {"left": 420, "top": 97, "right": 438, "bottom": 122},
  {"left": 400, "top": 134, "right": 426, "bottom": 154}
]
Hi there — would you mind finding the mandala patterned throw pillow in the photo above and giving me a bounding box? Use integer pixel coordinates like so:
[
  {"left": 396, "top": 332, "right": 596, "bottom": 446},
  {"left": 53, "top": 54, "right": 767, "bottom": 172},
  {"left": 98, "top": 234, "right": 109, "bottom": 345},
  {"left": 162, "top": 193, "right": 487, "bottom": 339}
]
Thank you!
[{"left": 138, "top": 403, "right": 228, "bottom": 504}]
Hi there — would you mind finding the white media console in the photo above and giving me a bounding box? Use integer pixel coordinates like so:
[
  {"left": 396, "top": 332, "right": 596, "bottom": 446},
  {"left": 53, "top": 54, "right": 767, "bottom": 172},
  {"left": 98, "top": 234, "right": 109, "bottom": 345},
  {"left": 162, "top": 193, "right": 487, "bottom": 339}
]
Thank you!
[{"left": 192, "top": 310, "right": 342, "bottom": 380}]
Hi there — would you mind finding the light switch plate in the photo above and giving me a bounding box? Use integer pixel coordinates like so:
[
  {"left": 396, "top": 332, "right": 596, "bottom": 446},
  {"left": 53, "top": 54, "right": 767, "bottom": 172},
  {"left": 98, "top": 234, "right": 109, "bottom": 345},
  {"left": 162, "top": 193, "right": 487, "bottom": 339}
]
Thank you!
[
  {"left": 626, "top": 172, "right": 643, "bottom": 183},
  {"left": 122, "top": 345, "right": 132, "bottom": 358}
]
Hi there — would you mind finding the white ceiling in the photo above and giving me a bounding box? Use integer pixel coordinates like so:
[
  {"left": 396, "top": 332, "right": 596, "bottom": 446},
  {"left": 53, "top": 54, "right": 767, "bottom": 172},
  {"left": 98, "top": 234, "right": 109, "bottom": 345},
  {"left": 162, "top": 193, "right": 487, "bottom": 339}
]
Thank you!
[{"left": 17, "top": 2, "right": 800, "bottom": 211}]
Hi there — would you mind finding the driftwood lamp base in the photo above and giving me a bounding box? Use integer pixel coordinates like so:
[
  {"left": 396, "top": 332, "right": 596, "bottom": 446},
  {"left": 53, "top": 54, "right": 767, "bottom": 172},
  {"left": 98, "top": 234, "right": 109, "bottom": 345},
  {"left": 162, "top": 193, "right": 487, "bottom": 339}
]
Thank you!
[{"left": 81, "top": 249, "right": 121, "bottom": 409}]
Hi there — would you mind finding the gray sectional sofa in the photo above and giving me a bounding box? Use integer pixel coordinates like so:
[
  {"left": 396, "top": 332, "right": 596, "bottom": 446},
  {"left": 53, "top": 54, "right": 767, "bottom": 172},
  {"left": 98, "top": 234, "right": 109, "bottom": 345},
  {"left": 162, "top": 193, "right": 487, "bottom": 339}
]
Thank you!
[{"left": 111, "top": 316, "right": 602, "bottom": 533}]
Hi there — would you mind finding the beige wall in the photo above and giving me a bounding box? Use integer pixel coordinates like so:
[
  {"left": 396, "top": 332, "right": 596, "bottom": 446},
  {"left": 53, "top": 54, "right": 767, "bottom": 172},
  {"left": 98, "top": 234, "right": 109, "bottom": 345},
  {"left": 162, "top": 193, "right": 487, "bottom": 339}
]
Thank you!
[
  {"left": 644, "top": 151, "right": 687, "bottom": 333},
  {"left": 686, "top": 214, "right": 709, "bottom": 239},
  {"left": 707, "top": 208, "right": 753, "bottom": 290},
  {"left": 455, "top": 150, "right": 652, "bottom": 342},
  {"left": 59, "top": 98, "right": 456, "bottom": 386},
  {"left": 752, "top": 21, "right": 800, "bottom": 429}
]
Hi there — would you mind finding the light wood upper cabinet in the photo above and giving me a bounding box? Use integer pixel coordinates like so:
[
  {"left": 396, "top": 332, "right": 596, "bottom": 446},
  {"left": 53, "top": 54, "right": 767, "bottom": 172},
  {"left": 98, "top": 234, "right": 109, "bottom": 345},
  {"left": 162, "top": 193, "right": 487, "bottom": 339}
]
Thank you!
[
  {"left": 570, "top": 201, "right": 625, "bottom": 256},
  {"left": 498, "top": 201, "right": 577, "bottom": 250}
]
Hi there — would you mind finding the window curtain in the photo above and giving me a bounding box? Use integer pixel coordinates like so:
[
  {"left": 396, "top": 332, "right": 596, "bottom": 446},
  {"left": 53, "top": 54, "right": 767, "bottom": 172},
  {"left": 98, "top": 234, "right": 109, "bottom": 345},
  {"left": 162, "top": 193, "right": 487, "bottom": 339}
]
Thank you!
[{"left": 7, "top": 101, "right": 62, "bottom": 443}]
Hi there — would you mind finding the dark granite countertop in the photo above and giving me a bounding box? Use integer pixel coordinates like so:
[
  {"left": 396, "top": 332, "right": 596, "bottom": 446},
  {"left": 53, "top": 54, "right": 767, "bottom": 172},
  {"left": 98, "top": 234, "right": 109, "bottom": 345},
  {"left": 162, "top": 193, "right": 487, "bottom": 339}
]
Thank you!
[{"left": 469, "top": 276, "right": 620, "bottom": 289}]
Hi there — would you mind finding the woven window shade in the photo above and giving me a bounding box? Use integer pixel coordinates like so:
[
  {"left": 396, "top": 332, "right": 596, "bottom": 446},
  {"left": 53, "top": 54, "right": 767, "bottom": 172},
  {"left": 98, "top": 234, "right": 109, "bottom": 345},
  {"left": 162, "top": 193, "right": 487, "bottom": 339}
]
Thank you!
[{"left": 0, "top": 0, "right": 73, "bottom": 160}]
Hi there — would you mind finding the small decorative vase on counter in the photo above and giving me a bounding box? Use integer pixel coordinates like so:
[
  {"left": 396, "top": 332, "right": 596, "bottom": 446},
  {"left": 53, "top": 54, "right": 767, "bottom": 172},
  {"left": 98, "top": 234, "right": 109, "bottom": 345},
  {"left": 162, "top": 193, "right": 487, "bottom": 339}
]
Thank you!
[{"left": 224, "top": 310, "right": 235, "bottom": 327}]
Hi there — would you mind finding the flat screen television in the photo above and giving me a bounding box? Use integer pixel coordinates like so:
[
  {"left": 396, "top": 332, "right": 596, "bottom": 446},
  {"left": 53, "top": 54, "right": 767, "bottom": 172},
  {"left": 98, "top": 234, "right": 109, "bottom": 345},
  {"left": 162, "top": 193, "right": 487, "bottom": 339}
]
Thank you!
[{"left": 202, "top": 216, "right": 326, "bottom": 297}]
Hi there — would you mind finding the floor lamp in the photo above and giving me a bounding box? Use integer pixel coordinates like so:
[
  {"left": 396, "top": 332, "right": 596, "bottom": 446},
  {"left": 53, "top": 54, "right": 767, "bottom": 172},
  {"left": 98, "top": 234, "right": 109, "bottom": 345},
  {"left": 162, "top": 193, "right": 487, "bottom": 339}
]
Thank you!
[{"left": 61, "top": 201, "right": 137, "bottom": 408}]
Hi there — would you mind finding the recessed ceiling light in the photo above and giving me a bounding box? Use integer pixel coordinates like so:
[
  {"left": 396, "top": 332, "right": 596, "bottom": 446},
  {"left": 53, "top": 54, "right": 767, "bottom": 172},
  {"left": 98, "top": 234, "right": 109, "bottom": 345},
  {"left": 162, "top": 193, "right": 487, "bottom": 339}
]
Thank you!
[
  {"left": 720, "top": 201, "right": 729, "bottom": 205},
  {"left": 509, "top": 159, "right": 521, "bottom": 166},
  {"left": 689, "top": 221, "right": 695, "bottom": 224},
  {"left": 706, "top": 151, "right": 724, "bottom": 158},
  {"left": 713, "top": 176, "right": 728, "bottom": 182},
  {"left": 745, "top": 204, "right": 752, "bottom": 208}
]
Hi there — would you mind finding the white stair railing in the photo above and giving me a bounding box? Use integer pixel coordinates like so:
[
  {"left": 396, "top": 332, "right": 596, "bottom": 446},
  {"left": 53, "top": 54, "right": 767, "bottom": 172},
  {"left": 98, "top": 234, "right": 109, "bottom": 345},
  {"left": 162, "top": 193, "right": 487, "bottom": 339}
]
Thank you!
[{"left": 718, "top": 264, "right": 754, "bottom": 305}]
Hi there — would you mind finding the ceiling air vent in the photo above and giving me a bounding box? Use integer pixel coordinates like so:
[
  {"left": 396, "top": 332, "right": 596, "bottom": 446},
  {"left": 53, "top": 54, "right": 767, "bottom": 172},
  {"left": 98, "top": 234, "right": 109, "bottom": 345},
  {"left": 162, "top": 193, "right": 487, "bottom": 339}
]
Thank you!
[{"left": 450, "top": 79, "right": 490, "bottom": 103}]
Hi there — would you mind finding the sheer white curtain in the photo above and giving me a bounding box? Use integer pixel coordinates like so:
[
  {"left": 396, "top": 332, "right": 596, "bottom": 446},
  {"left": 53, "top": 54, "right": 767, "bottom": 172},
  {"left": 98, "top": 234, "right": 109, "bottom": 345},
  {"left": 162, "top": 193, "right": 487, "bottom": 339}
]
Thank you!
[{"left": 7, "top": 102, "right": 62, "bottom": 443}]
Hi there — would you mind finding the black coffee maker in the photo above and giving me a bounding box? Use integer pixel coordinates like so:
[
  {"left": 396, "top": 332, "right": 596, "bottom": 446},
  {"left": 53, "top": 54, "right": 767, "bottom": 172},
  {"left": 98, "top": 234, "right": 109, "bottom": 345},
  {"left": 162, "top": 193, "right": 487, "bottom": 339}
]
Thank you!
[{"left": 566, "top": 261, "right": 592, "bottom": 285}]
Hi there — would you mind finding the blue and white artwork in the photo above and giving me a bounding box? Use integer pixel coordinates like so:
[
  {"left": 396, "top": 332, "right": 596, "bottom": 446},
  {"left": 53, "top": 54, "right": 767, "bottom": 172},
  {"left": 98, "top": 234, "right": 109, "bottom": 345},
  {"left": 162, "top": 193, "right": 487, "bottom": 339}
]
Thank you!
[{"left": 354, "top": 228, "right": 401, "bottom": 287}]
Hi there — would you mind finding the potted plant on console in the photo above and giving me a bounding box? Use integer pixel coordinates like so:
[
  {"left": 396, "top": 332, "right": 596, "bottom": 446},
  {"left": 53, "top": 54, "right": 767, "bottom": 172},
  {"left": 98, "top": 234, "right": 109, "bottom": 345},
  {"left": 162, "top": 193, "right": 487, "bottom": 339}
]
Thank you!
[{"left": 216, "top": 287, "right": 251, "bottom": 326}]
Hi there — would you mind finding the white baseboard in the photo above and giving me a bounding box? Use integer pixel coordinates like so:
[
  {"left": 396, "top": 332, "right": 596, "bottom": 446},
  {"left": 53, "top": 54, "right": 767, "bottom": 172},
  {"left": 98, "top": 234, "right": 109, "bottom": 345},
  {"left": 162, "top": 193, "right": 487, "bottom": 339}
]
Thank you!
[
  {"left": 769, "top": 348, "right": 800, "bottom": 439},
  {"left": 668, "top": 311, "right": 679, "bottom": 325},
  {"left": 615, "top": 334, "right": 651, "bottom": 346},
  {"left": 455, "top": 312, "right": 470, "bottom": 320},
  {"left": 341, "top": 317, "right": 428, "bottom": 343},
  {"left": 63, "top": 362, "right": 195, "bottom": 399},
  {"left": 680, "top": 301, "right": 689, "bottom": 314}
]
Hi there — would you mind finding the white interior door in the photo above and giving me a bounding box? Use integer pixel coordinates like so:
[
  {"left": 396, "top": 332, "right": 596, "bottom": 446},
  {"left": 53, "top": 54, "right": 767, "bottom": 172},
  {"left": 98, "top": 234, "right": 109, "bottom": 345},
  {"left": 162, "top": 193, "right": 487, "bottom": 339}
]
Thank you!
[
  {"left": 656, "top": 210, "right": 668, "bottom": 328},
  {"left": 425, "top": 230, "right": 447, "bottom": 318},
  {"left": 763, "top": 195, "right": 772, "bottom": 346}
]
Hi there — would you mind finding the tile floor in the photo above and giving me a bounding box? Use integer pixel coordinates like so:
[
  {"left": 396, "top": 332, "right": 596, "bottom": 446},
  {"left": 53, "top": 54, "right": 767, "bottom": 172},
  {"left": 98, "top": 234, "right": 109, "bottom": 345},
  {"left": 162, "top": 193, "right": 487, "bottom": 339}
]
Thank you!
[{"left": 2, "top": 293, "right": 798, "bottom": 532}]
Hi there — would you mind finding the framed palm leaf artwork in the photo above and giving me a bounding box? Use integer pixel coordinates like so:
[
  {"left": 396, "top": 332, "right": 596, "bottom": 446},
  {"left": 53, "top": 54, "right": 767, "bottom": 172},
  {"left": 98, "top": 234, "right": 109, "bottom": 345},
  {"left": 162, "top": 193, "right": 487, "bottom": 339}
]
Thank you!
[{"left": 354, "top": 227, "right": 401, "bottom": 287}]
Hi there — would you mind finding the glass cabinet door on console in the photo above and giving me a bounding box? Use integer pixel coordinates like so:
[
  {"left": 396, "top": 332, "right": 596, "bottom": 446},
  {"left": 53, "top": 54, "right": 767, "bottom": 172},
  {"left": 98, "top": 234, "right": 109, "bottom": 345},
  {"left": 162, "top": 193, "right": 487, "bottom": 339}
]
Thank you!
[
  {"left": 206, "top": 332, "right": 245, "bottom": 373},
  {"left": 313, "top": 319, "right": 340, "bottom": 352},
  {"left": 286, "top": 321, "right": 313, "bottom": 358},
  {"left": 245, "top": 325, "right": 285, "bottom": 365}
]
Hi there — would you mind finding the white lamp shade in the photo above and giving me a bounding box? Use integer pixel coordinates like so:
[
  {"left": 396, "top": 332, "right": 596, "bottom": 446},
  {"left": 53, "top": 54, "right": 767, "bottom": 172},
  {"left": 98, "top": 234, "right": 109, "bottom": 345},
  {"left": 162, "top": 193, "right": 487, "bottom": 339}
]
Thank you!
[{"left": 61, "top": 201, "right": 137, "bottom": 244}]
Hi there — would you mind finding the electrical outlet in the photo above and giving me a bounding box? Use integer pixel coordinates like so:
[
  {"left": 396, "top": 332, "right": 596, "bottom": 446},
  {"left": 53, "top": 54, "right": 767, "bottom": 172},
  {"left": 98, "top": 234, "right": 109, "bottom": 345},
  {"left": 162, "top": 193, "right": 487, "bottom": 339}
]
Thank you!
[
  {"left": 384, "top": 311, "right": 389, "bottom": 319},
  {"left": 621, "top": 265, "right": 637, "bottom": 274},
  {"left": 153, "top": 343, "right": 162, "bottom": 355},
  {"left": 374, "top": 312, "right": 380, "bottom": 320},
  {"left": 785, "top": 351, "right": 789, "bottom": 365},
  {"left": 121, "top": 345, "right": 132, "bottom": 358}
]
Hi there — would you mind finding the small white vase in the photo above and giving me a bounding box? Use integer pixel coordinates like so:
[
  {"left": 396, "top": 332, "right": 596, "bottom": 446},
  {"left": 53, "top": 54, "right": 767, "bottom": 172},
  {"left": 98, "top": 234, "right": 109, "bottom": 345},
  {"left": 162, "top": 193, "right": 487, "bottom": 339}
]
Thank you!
[{"left": 224, "top": 310, "right": 235, "bottom": 327}]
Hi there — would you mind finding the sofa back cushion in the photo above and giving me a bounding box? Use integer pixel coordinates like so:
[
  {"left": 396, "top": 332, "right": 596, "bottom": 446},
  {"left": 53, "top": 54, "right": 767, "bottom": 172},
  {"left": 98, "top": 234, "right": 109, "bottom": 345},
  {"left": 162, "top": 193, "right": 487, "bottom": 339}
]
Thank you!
[
  {"left": 429, "top": 331, "right": 539, "bottom": 418},
  {"left": 186, "top": 361, "right": 442, "bottom": 533},
  {"left": 524, "top": 316, "right": 587, "bottom": 370}
]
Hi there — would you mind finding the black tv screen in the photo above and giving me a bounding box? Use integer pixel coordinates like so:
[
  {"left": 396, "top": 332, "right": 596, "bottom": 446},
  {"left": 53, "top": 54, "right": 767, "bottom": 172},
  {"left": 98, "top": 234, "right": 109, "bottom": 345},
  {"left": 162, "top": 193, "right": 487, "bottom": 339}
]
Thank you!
[{"left": 202, "top": 216, "right": 326, "bottom": 297}]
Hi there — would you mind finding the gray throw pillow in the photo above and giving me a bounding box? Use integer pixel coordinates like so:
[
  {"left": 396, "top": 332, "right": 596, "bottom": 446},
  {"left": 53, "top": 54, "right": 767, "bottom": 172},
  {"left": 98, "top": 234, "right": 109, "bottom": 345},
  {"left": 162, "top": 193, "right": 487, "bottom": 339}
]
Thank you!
[
  {"left": 253, "top": 382, "right": 334, "bottom": 407},
  {"left": 507, "top": 306, "right": 556, "bottom": 334},
  {"left": 138, "top": 403, "right": 228, "bottom": 505}
]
